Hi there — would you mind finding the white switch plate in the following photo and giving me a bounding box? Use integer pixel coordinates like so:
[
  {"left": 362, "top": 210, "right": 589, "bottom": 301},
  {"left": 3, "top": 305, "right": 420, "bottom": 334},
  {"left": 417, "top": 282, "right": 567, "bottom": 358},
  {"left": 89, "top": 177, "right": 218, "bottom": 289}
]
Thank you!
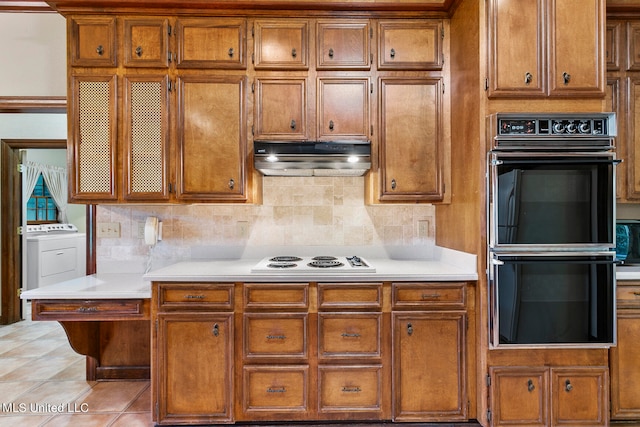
[{"left": 97, "top": 222, "right": 120, "bottom": 238}]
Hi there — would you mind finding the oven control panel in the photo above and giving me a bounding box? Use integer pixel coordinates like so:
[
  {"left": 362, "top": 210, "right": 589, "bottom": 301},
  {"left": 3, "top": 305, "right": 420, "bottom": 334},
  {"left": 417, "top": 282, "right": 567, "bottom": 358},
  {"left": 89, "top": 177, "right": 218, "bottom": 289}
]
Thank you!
[{"left": 498, "top": 116, "right": 610, "bottom": 136}]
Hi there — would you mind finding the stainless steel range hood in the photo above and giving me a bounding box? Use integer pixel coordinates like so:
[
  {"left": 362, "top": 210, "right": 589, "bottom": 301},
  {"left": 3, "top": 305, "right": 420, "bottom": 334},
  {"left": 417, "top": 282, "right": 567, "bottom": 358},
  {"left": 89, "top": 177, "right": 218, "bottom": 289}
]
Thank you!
[{"left": 254, "top": 140, "right": 371, "bottom": 177}]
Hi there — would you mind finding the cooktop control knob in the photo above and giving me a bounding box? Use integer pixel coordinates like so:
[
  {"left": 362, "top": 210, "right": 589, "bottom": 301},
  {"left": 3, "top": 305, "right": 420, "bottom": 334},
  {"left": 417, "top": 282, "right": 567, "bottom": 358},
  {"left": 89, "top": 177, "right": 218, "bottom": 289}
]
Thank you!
[
  {"left": 566, "top": 123, "right": 577, "bottom": 133},
  {"left": 553, "top": 122, "right": 565, "bottom": 133},
  {"left": 579, "top": 122, "right": 591, "bottom": 134}
]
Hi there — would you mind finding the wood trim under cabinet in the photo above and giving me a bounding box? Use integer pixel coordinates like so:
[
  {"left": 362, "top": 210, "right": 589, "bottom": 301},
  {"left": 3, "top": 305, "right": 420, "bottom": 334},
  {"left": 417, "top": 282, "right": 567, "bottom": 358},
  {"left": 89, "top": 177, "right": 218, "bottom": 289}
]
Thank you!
[{"left": 0, "top": 96, "right": 66, "bottom": 113}]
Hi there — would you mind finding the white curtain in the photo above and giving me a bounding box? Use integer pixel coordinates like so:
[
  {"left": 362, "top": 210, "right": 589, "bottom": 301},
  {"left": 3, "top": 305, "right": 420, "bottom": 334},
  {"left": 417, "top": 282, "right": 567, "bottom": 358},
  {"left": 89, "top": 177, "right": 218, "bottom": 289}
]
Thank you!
[
  {"left": 24, "top": 161, "right": 69, "bottom": 223},
  {"left": 22, "top": 162, "right": 41, "bottom": 203}
]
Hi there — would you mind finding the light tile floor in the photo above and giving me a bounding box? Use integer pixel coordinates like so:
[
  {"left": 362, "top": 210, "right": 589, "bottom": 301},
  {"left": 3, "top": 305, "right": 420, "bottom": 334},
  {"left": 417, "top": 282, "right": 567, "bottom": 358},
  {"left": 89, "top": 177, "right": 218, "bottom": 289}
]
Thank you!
[{"left": 0, "top": 313, "right": 152, "bottom": 427}]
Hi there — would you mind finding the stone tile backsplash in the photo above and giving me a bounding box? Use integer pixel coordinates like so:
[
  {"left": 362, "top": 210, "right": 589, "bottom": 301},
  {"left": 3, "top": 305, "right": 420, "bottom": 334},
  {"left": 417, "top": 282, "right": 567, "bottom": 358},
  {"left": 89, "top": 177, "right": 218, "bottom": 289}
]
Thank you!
[{"left": 96, "top": 177, "right": 436, "bottom": 271}]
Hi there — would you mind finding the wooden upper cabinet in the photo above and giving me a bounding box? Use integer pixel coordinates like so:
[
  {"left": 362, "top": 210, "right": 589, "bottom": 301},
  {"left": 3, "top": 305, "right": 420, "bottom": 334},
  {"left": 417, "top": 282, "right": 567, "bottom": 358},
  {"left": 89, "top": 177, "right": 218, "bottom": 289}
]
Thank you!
[
  {"left": 627, "top": 22, "right": 640, "bottom": 71},
  {"left": 69, "top": 16, "right": 117, "bottom": 67},
  {"left": 379, "top": 78, "right": 444, "bottom": 202},
  {"left": 378, "top": 20, "right": 443, "bottom": 70},
  {"left": 175, "top": 75, "right": 247, "bottom": 202},
  {"left": 68, "top": 74, "right": 118, "bottom": 202},
  {"left": 253, "top": 19, "right": 309, "bottom": 70},
  {"left": 123, "top": 18, "right": 170, "bottom": 68},
  {"left": 487, "top": 0, "right": 545, "bottom": 97},
  {"left": 607, "top": 21, "right": 622, "bottom": 71},
  {"left": 316, "top": 20, "right": 371, "bottom": 70},
  {"left": 317, "top": 77, "right": 370, "bottom": 140},
  {"left": 122, "top": 74, "right": 170, "bottom": 201},
  {"left": 174, "top": 18, "right": 247, "bottom": 69},
  {"left": 548, "top": 0, "right": 605, "bottom": 97},
  {"left": 254, "top": 78, "right": 308, "bottom": 140},
  {"left": 488, "top": 0, "right": 605, "bottom": 98}
]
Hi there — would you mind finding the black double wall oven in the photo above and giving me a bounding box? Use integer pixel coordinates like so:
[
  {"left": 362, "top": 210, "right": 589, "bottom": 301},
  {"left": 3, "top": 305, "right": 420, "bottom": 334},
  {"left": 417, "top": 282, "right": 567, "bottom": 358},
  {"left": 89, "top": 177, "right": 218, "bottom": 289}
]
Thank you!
[{"left": 487, "top": 113, "right": 618, "bottom": 348}]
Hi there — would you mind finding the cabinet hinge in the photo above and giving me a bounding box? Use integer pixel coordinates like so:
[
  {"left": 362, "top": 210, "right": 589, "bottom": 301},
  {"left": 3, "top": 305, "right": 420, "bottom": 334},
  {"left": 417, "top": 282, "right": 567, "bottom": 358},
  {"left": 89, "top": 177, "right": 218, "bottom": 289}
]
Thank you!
[
  {"left": 17, "top": 163, "right": 24, "bottom": 173},
  {"left": 486, "top": 373, "right": 491, "bottom": 387},
  {"left": 251, "top": 125, "right": 255, "bottom": 136},
  {"left": 168, "top": 182, "right": 172, "bottom": 194},
  {"left": 370, "top": 82, "right": 373, "bottom": 93},
  {"left": 252, "top": 53, "right": 255, "bottom": 64},
  {"left": 370, "top": 53, "right": 373, "bottom": 64},
  {"left": 155, "top": 319, "right": 158, "bottom": 333},
  {"left": 370, "top": 125, "right": 373, "bottom": 136},
  {"left": 369, "top": 26, "right": 373, "bottom": 38},
  {"left": 487, "top": 409, "right": 491, "bottom": 422},
  {"left": 17, "top": 226, "right": 24, "bottom": 235},
  {"left": 442, "top": 82, "right": 445, "bottom": 94},
  {"left": 441, "top": 26, "right": 445, "bottom": 39},
  {"left": 251, "top": 25, "right": 254, "bottom": 37},
  {"left": 485, "top": 78, "right": 489, "bottom": 91},
  {"left": 168, "top": 51, "right": 172, "bottom": 63},
  {"left": 167, "top": 80, "right": 172, "bottom": 92},
  {"left": 251, "top": 82, "right": 255, "bottom": 93},
  {"left": 155, "top": 402, "right": 159, "bottom": 419},
  {"left": 168, "top": 25, "right": 172, "bottom": 36}
]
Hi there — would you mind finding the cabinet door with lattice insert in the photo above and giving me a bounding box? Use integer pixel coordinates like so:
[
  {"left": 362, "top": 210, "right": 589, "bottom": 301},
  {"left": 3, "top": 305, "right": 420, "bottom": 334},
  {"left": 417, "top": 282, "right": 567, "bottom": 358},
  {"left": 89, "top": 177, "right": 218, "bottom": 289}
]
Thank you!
[
  {"left": 69, "top": 74, "right": 118, "bottom": 202},
  {"left": 123, "top": 75, "right": 170, "bottom": 201}
]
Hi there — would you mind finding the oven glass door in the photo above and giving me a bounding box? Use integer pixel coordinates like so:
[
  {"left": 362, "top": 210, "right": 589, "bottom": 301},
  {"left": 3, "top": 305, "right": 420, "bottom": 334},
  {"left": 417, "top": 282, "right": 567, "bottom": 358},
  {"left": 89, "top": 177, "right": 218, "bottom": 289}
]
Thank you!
[
  {"left": 489, "top": 253, "right": 615, "bottom": 348},
  {"left": 490, "top": 152, "right": 616, "bottom": 250}
]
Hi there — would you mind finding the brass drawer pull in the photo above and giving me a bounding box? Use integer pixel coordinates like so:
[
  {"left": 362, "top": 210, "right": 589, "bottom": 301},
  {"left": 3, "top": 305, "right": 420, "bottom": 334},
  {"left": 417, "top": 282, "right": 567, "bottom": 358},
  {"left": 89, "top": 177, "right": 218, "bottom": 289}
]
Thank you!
[
  {"left": 266, "top": 334, "right": 286, "bottom": 340},
  {"left": 76, "top": 306, "right": 98, "bottom": 313},
  {"left": 184, "top": 294, "right": 205, "bottom": 299},
  {"left": 341, "top": 333, "right": 361, "bottom": 338},
  {"left": 421, "top": 293, "right": 441, "bottom": 300},
  {"left": 267, "top": 387, "right": 286, "bottom": 393},
  {"left": 633, "top": 291, "right": 640, "bottom": 296},
  {"left": 342, "top": 386, "right": 361, "bottom": 393}
]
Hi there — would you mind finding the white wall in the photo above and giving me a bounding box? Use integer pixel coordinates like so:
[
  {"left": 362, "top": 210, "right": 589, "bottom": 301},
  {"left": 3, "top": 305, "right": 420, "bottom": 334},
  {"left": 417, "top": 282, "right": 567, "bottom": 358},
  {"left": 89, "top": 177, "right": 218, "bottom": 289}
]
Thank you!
[{"left": 0, "top": 12, "right": 66, "bottom": 96}]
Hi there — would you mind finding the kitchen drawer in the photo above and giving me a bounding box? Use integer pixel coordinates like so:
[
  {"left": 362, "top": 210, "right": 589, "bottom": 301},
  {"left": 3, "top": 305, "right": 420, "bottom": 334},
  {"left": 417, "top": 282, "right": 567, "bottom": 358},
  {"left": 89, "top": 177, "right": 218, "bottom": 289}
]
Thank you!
[
  {"left": 242, "top": 365, "right": 309, "bottom": 414},
  {"left": 157, "top": 283, "right": 234, "bottom": 311},
  {"left": 616, "top": 284, "right": 640, "bottom": 308},
  {"left": 244, "top": 283, "right": 309, "bottom": 310},
  {"left": 392, "top": 282, "right": 466, "bottom": 309},
  {"left": 318, "top": 313, "right": 381, "bottom": 359},
  {"left": 33, "top": 299, "right": 149, "bottom": 321},
  {"left": 244, "top": 313, "right": 308, "bottom": 359},
  {"left": 318, "top": 365, "right": 383, "bottom": 413},
  {"left": 318, "top": 283, "right": 382, "bottom": 310}
]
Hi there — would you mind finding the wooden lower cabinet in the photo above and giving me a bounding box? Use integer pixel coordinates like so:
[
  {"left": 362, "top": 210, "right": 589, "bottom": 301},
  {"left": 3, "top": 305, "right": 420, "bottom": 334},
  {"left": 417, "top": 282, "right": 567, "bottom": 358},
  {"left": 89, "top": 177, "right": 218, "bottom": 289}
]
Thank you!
[
  {"left": 610, "top": 281, "right": 640, "bottom": 419},
  {"left": 392, "top": 312, "right": 467, "bottom": 421},
  {"left": 488, "top": 366, "right": 609, "bottom": 427},
  {"left": 155, "top": 313, "right": 234, "bottom": 424},
  {"left": 152, "top": 281, "right": 472, "bottom": 424}
]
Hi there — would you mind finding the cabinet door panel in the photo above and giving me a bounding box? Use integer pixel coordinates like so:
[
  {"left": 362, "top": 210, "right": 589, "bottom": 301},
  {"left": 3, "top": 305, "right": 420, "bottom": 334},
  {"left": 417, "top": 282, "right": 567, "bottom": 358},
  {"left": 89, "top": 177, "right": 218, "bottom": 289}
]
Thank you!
[
  {"left": 175, "top": 18, "right": 246, "bottom": 69},
  {"left": 69, "top": 16, "right": 117, "bottom": 67},
  {"left": 393, "top": 312, "right": 466, "bottom": 421},
  {"left": 380, "top": 78, "right": 443, "bottom": 201},
  {"left": 610, "top": 310, "right": 640, "bottom": 419},
  {"left": 487, "top": 0, "right": 545, "bottom": 97},
  {"left": 123, "top": 18, "right": 169, "bottom": 68},
  {"left": 123, "top": 75, "right": 170, "bottom": 201},
  {"left": 176, "top": 75, "right": 247, "bottom": 201},
  {"left": 318, "top": 78, "right": 369, "bottom": 140},
  {"left": 253, "top": 20, "right": 309, "bottom": 70},
  {"left": 378, "top": 20, "right": 443, "bottom": 70},
  {"left": 157, "top": 313, "right": 233, "bottom": 423},
  {"left": 548, "top": 0, "right": 605, "bottom": 96},
  {"left": 317, "top": 21, "right": 370, "bottom": 70},
  {"left": 627, "top": 77, "right": 640, "bottom": 199},
  {"left": 489, "top": 367, "right": 548, "bottom": 427},
  {"left": 551, "top": 367, "right": 608, "bottom": 426},
  {"left": 69, "top": 74, "right": 118, "bottom": 201},
  {"left": 254, "top": 78, "right": 308, "bottom": 140}
]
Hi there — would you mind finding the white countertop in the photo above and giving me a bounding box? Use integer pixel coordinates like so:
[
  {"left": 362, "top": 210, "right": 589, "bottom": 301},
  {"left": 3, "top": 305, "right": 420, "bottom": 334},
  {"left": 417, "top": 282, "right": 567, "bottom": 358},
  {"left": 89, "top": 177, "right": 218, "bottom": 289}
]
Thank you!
[
  {"left": 617, "top": 265, "right": 640, "bottom": 281},
  {"left": 143, "top": 257, "right": 478, "bottom": 282},
  {"left": 20, "top": 247, "right": 479, "bottom": 300},
  {"left": 20, "top": 274, "right": 150, "bottom": 300}
]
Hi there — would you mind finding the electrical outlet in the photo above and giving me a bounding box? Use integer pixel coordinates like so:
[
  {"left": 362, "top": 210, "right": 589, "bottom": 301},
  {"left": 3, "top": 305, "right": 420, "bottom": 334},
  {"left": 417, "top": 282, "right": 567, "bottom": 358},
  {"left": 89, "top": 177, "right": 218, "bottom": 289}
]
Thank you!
[
  {"left": 137, "top": 221, "right": 145, "bottom": 239},
  {"left": 417, "top": 220, "right": 430, "bottom": 239},
  {"left": 97, "top": 222, "right": 121, "bottom": 238}
]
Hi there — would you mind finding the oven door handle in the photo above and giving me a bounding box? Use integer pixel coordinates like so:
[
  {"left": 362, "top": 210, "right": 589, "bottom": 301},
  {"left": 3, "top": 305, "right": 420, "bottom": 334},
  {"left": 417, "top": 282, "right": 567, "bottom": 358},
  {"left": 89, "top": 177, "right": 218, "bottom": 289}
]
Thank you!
[
  {"left": 495, "top": 158, "right": 621, "bottom": 166},
  {"left": 494, "top": 258, "right": 617, "bottom": 265}
]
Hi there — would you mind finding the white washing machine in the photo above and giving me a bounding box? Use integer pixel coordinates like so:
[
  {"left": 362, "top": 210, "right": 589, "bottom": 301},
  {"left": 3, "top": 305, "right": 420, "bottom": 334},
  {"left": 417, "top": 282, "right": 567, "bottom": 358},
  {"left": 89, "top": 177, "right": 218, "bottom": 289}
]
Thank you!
[{"left": 26, "top": 224, "right": 86, "bottom": 290}]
